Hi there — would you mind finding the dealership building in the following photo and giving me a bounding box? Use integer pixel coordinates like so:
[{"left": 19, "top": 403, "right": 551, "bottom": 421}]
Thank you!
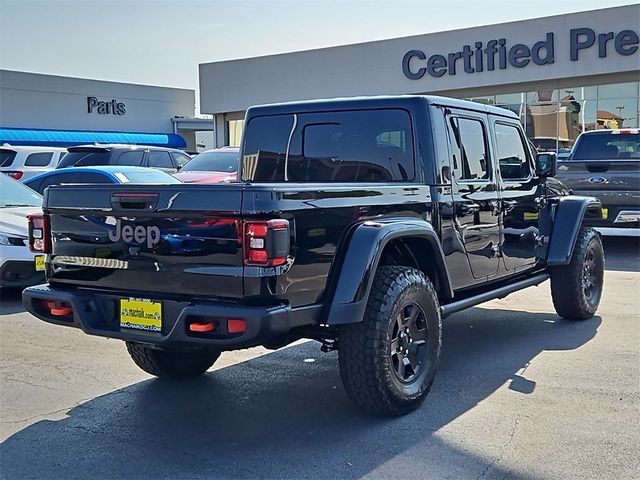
[
  {"left": 0, "top": 70, "right": 210, "bottom": 150},
  {"left": 199, "top": 4, "right": 639, "bottom": 150}
]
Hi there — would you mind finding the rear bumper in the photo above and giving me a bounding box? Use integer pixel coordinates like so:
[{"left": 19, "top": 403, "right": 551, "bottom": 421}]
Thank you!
[
  {"left": 22, "top": 284, "right": 319, "bottom": 349},
  {"left": 569, "top": 190, "right": 640, "bottom": 229}
]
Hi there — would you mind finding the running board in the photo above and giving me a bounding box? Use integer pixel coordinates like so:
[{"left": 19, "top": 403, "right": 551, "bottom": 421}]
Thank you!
[{"left": 440, "top": 273, "right": 550, "bottom": 318}]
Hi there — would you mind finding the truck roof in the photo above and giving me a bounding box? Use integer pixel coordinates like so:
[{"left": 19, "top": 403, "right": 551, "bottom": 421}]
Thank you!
[
  {"left": 245, "top": 95, "right": 519, "bottom": 120},
  {"left": 577, "top": 128, "right": 639, "bottom": 136}
]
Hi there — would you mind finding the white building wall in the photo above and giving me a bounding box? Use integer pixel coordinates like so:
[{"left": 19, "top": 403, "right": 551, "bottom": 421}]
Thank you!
[
  {"left": 0, "top": 70, "right": 195, "bottom": 133},
  {"left": 199, "top": 5, "right": 639, "bottom": 115}
]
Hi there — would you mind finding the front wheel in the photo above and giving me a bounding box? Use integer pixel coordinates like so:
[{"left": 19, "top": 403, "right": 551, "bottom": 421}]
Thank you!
[
  {"left": 338, "top": 266, "right": 442, "bottom": 416},
  {"left": 550, "top": 227, "right": 604, "bottom": 320},
  {"left": 126, "top": 342, "right": 221, "bottom": 379}
]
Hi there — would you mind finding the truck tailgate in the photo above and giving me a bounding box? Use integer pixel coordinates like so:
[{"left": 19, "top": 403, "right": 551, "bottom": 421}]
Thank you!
[
  {"left": 43, "top": 184, "right": 246, "bottom": 298},
  {"left": 557, "top": 159, "right": 640, "bottom": 193}
]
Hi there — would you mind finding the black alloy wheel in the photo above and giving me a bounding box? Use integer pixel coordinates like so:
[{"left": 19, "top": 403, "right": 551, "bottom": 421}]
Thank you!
[
  {"left": 390, "top": 302, "right": 429, "bottom": 383},
  {"left": 339, "top": 265, "right": 442, "bottom": 416},
  {"left": 551, "top": 227, "right": 604, "bottom": 320}
]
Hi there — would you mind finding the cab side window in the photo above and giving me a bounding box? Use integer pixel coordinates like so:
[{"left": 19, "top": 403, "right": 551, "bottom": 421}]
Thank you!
[
  {"left": 171, "top": 152, "right": 191, "bottom": 168},
  {"left": 25, "top": 152, "right": 53, "bottom": 167},
  {"left": 117, "top": 151, "right": 144, "bottom": 166},
  {"left": 449, "top": 117, "right": 490, "bottom": 181},
  {"left": 494, "top": 123, "right": 532, "bottom": 180},
  {"left": 148, "top": 151, "right": 174, "bottom": 169}
]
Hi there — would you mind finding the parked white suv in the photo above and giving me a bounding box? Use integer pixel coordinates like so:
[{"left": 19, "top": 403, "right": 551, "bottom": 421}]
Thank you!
[
  {"left": 0, "top": 145, "right": 67, "bottom": 181},
  {"left": 0, "top": 174, "right": 44, "bottom": 288}
]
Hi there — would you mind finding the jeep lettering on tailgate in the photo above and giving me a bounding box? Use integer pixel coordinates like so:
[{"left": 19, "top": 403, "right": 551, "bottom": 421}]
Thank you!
[{"left": 107, "top": 219, "right": 161, "bottom": 248}]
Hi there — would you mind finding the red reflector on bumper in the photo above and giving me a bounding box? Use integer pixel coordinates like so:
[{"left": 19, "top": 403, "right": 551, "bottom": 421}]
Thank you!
[{"left": 227, "top": 319, "right": 246, "bottom": 333}]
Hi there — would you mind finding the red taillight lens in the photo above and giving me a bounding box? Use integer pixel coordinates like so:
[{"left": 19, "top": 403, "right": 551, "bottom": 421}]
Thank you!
[
  {"left": 5, "top": 171, "right": 23, "bottom": 180},
  {"left": 28, "top": 214, "right": 51, "bottom": 253},
  {"left": 243, "top": 219, "right": 289, "bottom": 266}
]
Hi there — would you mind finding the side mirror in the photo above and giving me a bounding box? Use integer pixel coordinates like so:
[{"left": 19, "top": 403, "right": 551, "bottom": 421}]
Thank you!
[{"left": 536, "top": 152, "right": 557, "bottom": 178}]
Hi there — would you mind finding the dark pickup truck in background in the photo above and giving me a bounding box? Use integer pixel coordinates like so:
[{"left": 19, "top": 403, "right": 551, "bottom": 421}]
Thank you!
[
  {"left": 556, "top": 128, "right": 640, "bottom": 236},
  {"left": 23, "top": 95, "right": 604, "bottom": 416}
]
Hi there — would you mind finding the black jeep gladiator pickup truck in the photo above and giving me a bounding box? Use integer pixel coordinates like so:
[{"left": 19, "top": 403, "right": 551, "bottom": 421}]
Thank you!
[{"left": 23, "top": 95, "right": 605, "bottom": 416}]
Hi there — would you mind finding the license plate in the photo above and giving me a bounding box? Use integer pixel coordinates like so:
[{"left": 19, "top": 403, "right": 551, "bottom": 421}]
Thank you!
[
  {"left": 34, "top": 255, "right": 45, "bottom": 271},
  {"left": 602, "top": 208, "right": 608, "bottom": 219},
  {"left": 120, "top": 298, "right": 162, "bottom": 332}
]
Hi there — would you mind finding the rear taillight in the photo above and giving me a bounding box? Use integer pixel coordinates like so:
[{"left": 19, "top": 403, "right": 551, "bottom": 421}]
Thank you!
[
  {"left": 243, "top": 219, "right": 289, "bottom": 267},
  {"left": 5, "top": 171, "right": 23, "bottom": 180},
  {"left": 28, "top": 214, "right": 51, "bottom": 253}
]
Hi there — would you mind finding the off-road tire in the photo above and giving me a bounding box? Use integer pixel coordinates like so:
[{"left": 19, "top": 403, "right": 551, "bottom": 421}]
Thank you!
[
  {"left": 550, "top": 227, "right": 604, "bottom": 320},
  {"left": 338, "top": 266, "right": 442, "bottom": 416},
  {"left": 125, "top": 342, "right": 221, "bottom": 379}
]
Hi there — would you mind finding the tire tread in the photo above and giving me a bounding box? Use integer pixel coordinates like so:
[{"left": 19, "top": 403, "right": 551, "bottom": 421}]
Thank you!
[{"left": 339, "top": 265, "right": 441, "bottom": 416}]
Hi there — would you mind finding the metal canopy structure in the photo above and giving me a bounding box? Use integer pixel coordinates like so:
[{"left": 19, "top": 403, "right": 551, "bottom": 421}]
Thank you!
[{"left": 0, "top": 128, "right": 187, "bottom": 148}]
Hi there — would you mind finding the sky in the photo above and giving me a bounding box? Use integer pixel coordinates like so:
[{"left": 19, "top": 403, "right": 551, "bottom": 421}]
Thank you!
[{"left": 0, "top": 0, "right": 637, "bottom": 92}]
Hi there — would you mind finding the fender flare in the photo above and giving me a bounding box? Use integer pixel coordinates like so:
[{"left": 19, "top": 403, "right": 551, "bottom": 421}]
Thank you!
[
  {"left": 325, "top": 219, "right": 453, "bottom": 325},
  {"left": 546, "top": 196, "right": 602, "bottom": 266}
]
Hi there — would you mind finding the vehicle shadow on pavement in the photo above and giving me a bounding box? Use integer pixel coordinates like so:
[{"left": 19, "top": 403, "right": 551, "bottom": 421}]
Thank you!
[
  {"left": 0, "top": 288, "right": 27, "bottom": 315},
  {"left": 603, "top": 237, "right": 640, "bottom": 272},
  {"left": 0, "top": 308, "right": 601, "bottom": 479}
]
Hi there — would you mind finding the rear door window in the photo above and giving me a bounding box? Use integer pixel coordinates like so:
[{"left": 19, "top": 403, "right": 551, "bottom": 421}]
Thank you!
[
  {"left": 171, "top": 152, "right": 192, "bottom": 168},
  {"left": 25, "top": 152, "right": 53, "bottom": 167},
  {"left": 59, "top": 151, "right": 110, "bottom": 167},
  {"left": 117, "top": 151, "right": 144, "bottom": 166},
  {"left": 242, "top": 109, "right": 414, "bottom": 182},
  {"left": 448, "top": 117, "right": 490, "bottom": 181},
  {"left": 148, "top": 151, "right": 174, "bottom": 169}
]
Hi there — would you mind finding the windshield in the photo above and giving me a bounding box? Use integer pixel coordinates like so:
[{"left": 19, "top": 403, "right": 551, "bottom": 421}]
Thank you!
[
  {"left": 111, "top": 170, "right": 182, "bottom": 184},
  {"left": 58, "top": 151, "right": 110, "bottom": 168},
  {"left": 181, "top": 151, "right": 238, "bottom": 172},
  {"left": 0, "top": 174, "right": 42, "bottom": 207},
  {"left": 572, "top": 133, "right": 640, "bottom": 160}
]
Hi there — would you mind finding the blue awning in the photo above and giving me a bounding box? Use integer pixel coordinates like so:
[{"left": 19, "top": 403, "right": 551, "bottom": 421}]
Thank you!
[{"left": 0, "top": 128, "right": 186, "bottom": 149}]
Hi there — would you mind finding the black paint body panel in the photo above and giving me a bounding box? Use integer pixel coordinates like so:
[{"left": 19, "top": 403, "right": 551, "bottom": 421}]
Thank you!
[{"left": 26, "top": 95, "right": 592, "bottom": 348}]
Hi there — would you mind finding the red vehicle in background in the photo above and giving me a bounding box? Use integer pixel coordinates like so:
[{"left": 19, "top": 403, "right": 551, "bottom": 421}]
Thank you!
[{"left": 173, "top": 147, "right": 239, "bottom": 183}]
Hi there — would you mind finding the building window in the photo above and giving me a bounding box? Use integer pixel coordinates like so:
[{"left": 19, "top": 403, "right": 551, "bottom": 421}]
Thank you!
[
  {"left": 464, "top": 80, "right": 639, "bottom": 152},
  {"left": 228, "top": 119, "right": 244, "bottom": 147}
]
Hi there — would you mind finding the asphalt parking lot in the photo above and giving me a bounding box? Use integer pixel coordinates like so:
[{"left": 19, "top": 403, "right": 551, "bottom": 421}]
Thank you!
[{"left": 0, "top": 237, "right": 638, "bottom": 479}]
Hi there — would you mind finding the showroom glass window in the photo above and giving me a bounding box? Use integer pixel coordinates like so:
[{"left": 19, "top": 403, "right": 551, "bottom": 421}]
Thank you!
[{"left": 465, "top": 80, "right": 639, "bottom": 152}]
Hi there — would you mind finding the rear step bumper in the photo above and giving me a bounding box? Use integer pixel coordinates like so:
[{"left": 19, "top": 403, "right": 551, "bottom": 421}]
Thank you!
[{"left": 22, "top": 284, "right": 319, "bottom": 349}]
